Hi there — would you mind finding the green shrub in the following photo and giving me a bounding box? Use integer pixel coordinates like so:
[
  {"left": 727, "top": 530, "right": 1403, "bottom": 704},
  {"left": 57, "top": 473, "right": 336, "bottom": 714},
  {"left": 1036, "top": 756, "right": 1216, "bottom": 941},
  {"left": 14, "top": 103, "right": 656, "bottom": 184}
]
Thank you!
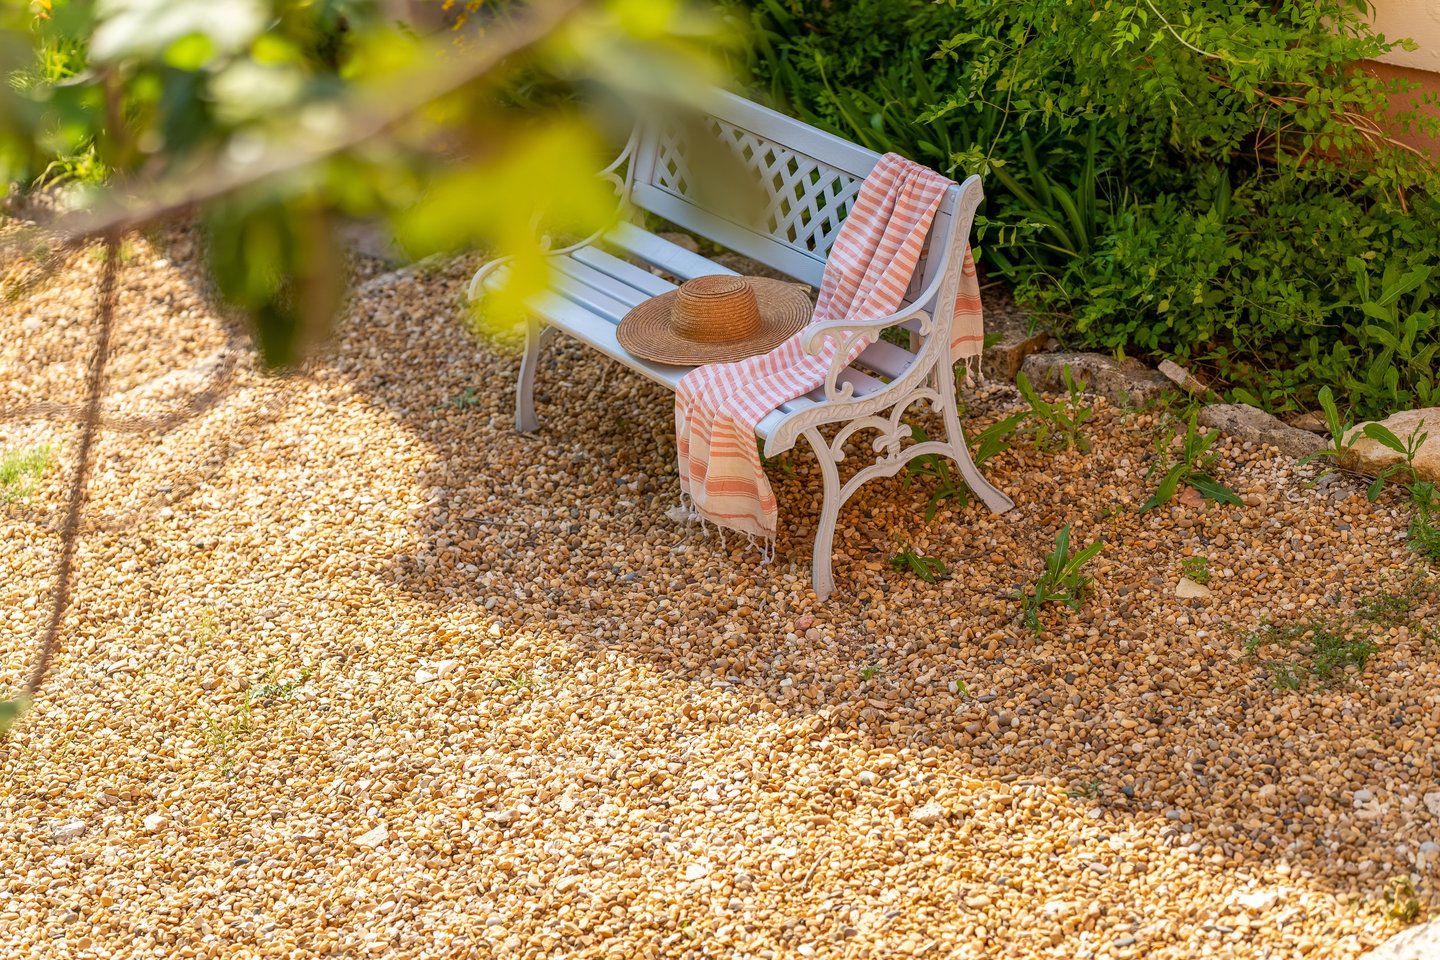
[{"left": 730, "top": 0, "right": 1440, "bottom": 419}]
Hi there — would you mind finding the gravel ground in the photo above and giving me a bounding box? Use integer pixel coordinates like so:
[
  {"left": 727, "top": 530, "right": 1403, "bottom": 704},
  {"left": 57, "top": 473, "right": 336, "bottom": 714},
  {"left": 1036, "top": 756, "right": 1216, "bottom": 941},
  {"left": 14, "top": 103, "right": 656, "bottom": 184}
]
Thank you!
[{"left": 2, "top": 227, "right": 1438, "bottom": 960}]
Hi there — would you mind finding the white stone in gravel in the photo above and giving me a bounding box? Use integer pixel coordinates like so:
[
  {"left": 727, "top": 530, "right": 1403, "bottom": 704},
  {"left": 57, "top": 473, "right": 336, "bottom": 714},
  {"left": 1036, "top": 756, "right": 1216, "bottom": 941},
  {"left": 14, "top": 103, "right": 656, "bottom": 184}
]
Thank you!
[
  {"left": 1234, "top": 890, "right": 1282, "bottom": 912},
  {"left": 21, "top": 316, "right": 40, "bottom": 332},
  {"left": 355, "top": 825, "right": 388, "bottom": 848},
  {"left": 857, "top": 771, "right": 878, "bottom": 786},
  {"left": 1357, "top": 919, "right": 1440, "bottom": 960},
  {"left": 1176, "top": 578, "right": 1212, "bottom": 599},
  {"left": 910, "top": 802, "right": 947, "bottom": 826},
  {"left": 415, "top": 668, "right": 438, "bottom": 684},
  {"left": 1417, "top": 842, "right": 1439, "bottom": 871},
  {"left": 50, "top": 820, "right": 86, "bottom": 843},
  {"left": 1042, "top": 901, "right": 1076, "bottom": 920},
  {"left": 436, "top": 659, "right": 462, "bottom": 679},
  {"left": 1424, "top": 791, "right": 1440, "bottom": 820},
  {"left": 142, "top": 813, "right": 169, "bottom": 834},
  {"left": 684, "top": 863, "right": 708, "bottom": 881}
]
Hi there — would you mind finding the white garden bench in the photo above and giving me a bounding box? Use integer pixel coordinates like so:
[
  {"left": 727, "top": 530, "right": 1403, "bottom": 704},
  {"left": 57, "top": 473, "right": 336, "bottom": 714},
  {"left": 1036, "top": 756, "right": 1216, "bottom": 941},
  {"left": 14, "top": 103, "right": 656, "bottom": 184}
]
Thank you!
[{"left": 468, "top": 90, "right": 1013, "bottom": 599}]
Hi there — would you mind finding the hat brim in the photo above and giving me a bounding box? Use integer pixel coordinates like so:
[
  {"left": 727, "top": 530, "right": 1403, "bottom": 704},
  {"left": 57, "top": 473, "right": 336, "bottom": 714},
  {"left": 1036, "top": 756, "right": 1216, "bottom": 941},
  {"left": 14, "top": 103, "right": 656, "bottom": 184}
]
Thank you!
[{"left": 616, "top": 277, "right": 813, "bottom": 366}]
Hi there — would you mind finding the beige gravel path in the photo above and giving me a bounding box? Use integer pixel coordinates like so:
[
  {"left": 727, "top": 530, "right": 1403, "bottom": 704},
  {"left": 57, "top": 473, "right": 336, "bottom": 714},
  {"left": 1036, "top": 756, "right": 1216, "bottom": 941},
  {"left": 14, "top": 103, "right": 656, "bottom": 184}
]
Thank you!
[{"left": 2, "top": 227, "right": 1437, "bottom": 959}]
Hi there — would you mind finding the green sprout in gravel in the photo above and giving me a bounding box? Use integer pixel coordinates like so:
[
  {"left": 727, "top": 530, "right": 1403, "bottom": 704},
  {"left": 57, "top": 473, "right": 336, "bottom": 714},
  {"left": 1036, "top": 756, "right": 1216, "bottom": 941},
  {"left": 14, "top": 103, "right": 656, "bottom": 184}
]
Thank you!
[
  {"left": 889, "top": 538, "right": 947, "bottom": 582},
  {"left": 1015, "top": 365, "right": 1093, "bottom": 453},
  {"left": 494, "top": 670, "right": 535, "bottom": 691},
  {"left": 1179, "top": 556, "right": 1211, "bottom": 585},
  {"left": 0, "top": 444, "right": 55, "bottom": 504},
  {"left": 435, "top": 387, "right": 484, "bottom": 411},
  {"left": 201, "top": 668, "right": 310, "bottom": 775},
  {"left": 1409, "top": 481, "right": 1440, "bottom": 562},
  {"left": 1242, "top": 620, "right": 1377, "bottom": 690},
  {"left": 1015, "top": 524, "right": 1103, "bottom": 633},
  {"left": 1352, "top": 419, "right": 1428, "bottom": 502},
  {"left": 1141, "top": 411, "right": 1242, "bottom": 513},
  {"left": 1383, "top": 876, "right": 1423, "bottom": 923},
  {"left": 902, "top": 413, "right": 1026, "bottom": 521}
]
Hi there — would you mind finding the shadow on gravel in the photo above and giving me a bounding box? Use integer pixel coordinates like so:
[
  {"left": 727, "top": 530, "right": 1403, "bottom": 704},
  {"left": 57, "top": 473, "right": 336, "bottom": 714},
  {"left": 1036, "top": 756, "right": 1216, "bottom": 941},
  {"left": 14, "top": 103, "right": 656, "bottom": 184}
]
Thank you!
[{"left": 345, "top": 259, "right": 1435, "bottom": 933}]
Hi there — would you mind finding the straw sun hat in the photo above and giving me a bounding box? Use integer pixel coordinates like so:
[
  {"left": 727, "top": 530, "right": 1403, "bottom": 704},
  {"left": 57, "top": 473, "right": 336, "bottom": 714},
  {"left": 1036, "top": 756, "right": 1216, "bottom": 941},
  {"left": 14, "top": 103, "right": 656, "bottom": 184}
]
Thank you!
[{"left": 617, "top": 275, "right": 813, "bottom": 366}]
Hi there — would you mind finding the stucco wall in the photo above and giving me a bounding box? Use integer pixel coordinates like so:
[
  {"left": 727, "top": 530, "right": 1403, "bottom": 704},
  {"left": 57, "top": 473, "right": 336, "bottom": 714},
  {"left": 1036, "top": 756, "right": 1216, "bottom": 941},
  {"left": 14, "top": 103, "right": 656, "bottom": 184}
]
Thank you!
[{"left": 1369, "top": 0, "right": 1440, "bottom": 73}]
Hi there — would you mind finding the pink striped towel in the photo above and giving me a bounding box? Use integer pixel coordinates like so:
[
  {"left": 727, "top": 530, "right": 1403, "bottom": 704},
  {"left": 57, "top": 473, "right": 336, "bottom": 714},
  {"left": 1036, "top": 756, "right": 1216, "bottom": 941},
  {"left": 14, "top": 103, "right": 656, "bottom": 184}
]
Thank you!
[{"left": 675, "top": 153, "right": 984, "bottom": 544}]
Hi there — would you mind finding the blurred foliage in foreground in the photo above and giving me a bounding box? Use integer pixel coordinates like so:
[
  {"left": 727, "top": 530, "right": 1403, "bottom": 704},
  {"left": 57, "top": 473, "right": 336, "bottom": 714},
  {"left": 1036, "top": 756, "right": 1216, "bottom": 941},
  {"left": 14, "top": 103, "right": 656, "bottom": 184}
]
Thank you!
[
  {"left": 0, "top": 0, "right": 730, "bottom": 364},
  {"left": 729, "top": 0, "right": 1440, "bottom": 419}
]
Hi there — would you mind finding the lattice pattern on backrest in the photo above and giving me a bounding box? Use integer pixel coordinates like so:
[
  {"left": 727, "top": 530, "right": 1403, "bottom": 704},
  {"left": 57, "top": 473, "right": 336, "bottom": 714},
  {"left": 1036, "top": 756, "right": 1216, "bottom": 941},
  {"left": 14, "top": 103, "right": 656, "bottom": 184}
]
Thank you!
[{"left": 650, "top": 117, "right": 864, "bottom": 263}]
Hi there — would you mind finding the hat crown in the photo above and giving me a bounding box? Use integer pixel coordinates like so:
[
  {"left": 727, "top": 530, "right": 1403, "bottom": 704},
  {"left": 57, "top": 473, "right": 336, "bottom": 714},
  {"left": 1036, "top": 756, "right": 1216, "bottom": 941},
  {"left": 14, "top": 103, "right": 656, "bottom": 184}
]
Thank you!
[{"left": 672, "top": 276, "right": 760, "bottom": 343}]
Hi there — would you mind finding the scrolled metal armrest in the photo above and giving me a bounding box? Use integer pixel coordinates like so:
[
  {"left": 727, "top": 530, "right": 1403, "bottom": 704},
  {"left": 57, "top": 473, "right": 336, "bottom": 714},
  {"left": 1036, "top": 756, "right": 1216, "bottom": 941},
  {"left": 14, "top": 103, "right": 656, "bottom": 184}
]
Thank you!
[
  {"left": 799, "top": 308, "right": 931, "bottom": 356},
  {"left": 468, "top": 129, "right": 639, "bottom": 303},
  {"left": 800, "top": 308, "right": 932, "bottom": 402}
]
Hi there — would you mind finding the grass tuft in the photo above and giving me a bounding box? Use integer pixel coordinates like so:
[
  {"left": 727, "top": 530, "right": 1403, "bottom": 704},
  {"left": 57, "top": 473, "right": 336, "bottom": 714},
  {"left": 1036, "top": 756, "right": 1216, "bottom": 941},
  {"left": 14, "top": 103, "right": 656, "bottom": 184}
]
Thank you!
[{"left": 0, "top": 444, "right": 56, "bottom": 504}]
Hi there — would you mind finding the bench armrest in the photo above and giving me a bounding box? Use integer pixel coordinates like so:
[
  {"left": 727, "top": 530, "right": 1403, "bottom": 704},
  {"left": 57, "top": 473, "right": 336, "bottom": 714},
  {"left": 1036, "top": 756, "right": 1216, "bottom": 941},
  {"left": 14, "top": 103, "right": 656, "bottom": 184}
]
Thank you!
[
  {"left": 468, "top": 128, "right": 640, "bottom": 301},
  {"left": 801, "top": 307, "right": 931, "bottom": 401}
]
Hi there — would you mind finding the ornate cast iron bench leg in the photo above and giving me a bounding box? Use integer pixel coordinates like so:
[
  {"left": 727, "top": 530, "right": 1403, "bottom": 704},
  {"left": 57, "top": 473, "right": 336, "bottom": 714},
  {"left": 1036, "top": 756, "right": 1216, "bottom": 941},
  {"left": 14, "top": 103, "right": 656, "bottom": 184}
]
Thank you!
[
  {"left": 515, "top": 318, "right": 550, "bottom": 434},
  {"left": 804, "top": 426, "right": 842, "bottom": 601}
]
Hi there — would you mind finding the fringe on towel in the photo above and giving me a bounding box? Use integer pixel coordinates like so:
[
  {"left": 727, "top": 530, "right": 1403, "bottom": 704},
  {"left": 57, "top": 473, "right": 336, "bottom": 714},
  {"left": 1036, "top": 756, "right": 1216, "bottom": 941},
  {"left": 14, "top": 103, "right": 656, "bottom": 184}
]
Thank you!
[{"left": 673, "top": 492, "right": 775, "bottom": 565}]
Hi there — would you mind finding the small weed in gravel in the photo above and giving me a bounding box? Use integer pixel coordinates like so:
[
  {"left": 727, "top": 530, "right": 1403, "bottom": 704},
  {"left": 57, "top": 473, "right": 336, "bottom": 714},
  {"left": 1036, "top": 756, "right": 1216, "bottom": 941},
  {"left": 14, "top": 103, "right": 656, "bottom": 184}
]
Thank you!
[
  {"left": 889, "top": 539, "right": 946, "bottom": 582},
  {"left": 1016, "top": 364, "right": 1093, "bottom": 453},
  {"left": 1242, "top": 621, "right": 1377, "bottom": 690},
  {"left": 0, "top": 444, "right": 54, "bottom": 504},
  {"left": 245, "top": 670, "right": 310, "bottom": 705},
  {"left": 1383, "top": 876, "right": 1423, "bottom": 923},
  {"left": 434, "top": 387, "right": 484, "bottom": 411},
  {"left": 901, "top": 414, "right": 1025, "bottom": 520},
  {"left": 493, "top": 670, "right": 534, "bottom": 691},
  {"left": 202, "top": 668, "right": 310, "bottom": 776},
  {"left": 1180, "top": 556, "right": 1211, "bottom": 585},
  {"left": 757, "top": 439, "right": 796, "bottom": 477},
  {"left": 202, "top": 709, "right": 251, "bottom": 777},
  {"left": 1141, "top": 412, "right": 1242, "bottom": 513},
  {"left": 1407, "top": 481, "right": 1440, "bottom": 562},
  {"left": 1015, "top": 523, "right": 1103, "bottom": 634},
  {"left": 1245, "top": 578, "right": 1437, "bottom": 687}
]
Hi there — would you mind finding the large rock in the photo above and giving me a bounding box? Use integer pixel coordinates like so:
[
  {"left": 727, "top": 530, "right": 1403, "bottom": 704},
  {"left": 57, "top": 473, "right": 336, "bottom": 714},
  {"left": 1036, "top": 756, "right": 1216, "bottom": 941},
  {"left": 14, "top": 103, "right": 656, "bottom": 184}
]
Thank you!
[
  {"left": 1197, "top": 404, "right": 1328, "bottom": 460},
  {"left": 1019, "top": 352, "right": 1173, "bottom": 406},
  {"left": 1343, "top": 408, "right": 1440, "bottom": 483},
  {"left": 1358, "top": 920, "right": 1440, "bottom": 960},
  {"left": 980, "top": 291, "right": 1049, "bottom": 381}
]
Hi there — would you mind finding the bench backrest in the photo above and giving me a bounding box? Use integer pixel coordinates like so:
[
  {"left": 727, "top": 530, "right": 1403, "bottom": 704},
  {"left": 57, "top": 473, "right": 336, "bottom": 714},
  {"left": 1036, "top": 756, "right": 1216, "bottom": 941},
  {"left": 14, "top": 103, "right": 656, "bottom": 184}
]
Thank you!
[{"left": 628, "top": 90, "right": 970, "bottom": 307}]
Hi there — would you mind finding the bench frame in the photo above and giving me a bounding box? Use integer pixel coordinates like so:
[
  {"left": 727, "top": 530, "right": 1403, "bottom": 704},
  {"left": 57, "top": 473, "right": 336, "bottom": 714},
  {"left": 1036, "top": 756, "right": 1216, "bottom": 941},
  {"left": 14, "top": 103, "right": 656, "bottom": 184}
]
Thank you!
[{"left": 468, "top": 91, "right": 1013, "bottom": 599}]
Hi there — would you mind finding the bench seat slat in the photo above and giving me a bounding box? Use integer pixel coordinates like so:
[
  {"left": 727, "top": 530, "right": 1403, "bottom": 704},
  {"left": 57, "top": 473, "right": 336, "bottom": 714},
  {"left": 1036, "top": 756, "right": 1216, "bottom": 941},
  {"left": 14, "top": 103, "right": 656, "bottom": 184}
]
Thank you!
[
  {"left": 605, "top": 222, "right": 744, "bottom": 281},
  {"left": 849, "top": 338, "right": 916, "bottom": 381},
  {"left": 570, "top": 246, "right": 676, "bottom": 298}
]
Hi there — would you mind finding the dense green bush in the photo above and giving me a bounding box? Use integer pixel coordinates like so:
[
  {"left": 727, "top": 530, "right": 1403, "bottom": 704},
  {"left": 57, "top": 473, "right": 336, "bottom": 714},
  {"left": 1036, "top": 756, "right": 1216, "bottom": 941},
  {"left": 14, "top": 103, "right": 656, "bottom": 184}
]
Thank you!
[{"left": 726, "top": 0, "right": 1440, "bottom": 418}]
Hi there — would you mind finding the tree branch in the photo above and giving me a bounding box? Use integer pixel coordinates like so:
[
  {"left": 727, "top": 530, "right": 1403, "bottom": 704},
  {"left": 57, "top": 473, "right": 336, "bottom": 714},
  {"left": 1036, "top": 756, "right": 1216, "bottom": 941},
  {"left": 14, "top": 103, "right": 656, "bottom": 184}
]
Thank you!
[{"left": 52, "top": 0, "right": 587, "bottom": 243}]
